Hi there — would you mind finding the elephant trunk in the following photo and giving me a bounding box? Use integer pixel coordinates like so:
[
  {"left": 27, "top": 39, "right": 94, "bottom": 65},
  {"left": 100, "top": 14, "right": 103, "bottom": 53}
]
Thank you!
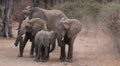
[
  {"left": 57, "top": 35, "right": 65, "bottom": 47},
  {"left": 14, "top": 29, "right": 24, "bottom": 47},
  {"left": 45, "top": 47, "right": 48, "bottom": 59},
  {"left": 14, "top": 29, "right": 21, "bottom": 46},
  {"left": 58, "top": 39, "right": 64, "bottom": 47},
  {"left": 49, "top": 40, "right": 56, "bottom": 52},
  {"left": 14, "top": 35, "right": 22, "bottom": 47}
]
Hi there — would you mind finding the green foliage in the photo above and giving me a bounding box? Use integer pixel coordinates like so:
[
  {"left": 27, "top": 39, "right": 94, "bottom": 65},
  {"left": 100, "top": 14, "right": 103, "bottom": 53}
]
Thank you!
[
  {"left": 54, "top": 2, "right": 101, "bottom": 19},
  {"left": 107, "top": 2, "right": 120, "bottom": 13},
  {"left": 54, "top": 1, "right": 120, "bottom": 36},
  {"left": 100, "top": 2, "right": 120, "bottom": 36}
]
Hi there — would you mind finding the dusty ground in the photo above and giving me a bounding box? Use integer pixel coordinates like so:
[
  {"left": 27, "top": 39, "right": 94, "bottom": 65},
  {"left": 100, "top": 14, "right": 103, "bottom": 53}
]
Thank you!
[{"left": 0, "top": 21, "right": 120, "bottom": 66}]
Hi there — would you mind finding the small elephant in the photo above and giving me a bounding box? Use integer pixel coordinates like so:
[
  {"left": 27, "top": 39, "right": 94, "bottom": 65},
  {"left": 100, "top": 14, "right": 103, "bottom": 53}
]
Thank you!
[
  {"left": 35, "top": 30, "right": 56, "bottom": 62},
  {"left": 16, "top": 18, "right": 48, "bottom": 57},
  {"left": 56, "top": 18, "right": 82, "bottom": 62}
]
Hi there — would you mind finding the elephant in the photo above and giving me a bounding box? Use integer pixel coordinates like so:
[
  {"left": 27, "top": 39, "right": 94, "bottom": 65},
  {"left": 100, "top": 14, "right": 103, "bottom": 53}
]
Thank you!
[
  {"left": 56, "top": 18, "right": 82, "bottom": 62},
  {"left": 21, "top": 6, "right": 68, "bottom": 31},
  {"left": 34, "top": 30, "right": 56, "bottom": 62},
  {"left": 14, "top": 6, "right": 67, "bottom": 57},
  {"left": 16, "top": 18, "right": 49, "bottom": 57}
]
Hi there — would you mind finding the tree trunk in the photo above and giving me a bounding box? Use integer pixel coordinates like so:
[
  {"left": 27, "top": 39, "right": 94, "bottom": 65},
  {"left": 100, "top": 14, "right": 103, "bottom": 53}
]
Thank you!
[
  {"left": 3, "top": 0, "right": 13, "bottom": 38},
  {"left": 0, "top": 1, "right": 5, "bottom": 37},
  {"left": 32, "top": 0, "right": 40, "bottom": 7}
]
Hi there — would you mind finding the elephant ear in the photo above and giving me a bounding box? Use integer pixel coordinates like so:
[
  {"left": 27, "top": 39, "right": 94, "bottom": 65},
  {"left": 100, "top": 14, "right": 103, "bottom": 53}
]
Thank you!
[
  {"left": 63, "top": 19, "right": 82, "bottom": 37},
  {"left": 28, "top": 18, "right": 46, "bottom": 35},
  {"left": 20, "top": 19, "right": 30, "bottom": 32},
  {"left": 62, "top": 20, "right": 71, "bottom": 30}
]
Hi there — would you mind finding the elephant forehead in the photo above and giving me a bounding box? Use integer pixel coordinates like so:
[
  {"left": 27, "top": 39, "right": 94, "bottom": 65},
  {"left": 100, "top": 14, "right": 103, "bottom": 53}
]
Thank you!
[{"left": 21, "top": 21, "right": 29, "bottom": 27}]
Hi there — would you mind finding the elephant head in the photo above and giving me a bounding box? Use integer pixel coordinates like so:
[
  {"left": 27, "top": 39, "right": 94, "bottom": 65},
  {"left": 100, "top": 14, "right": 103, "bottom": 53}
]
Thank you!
[
  {"left": 15, "top": 18, "right": 47, "bottom": 46},
  {"left": 56, "top": 18, "right": 82, "bottom": 47},
  {"left": 22, "top": 6, "right": 47, "bottom": 20}
]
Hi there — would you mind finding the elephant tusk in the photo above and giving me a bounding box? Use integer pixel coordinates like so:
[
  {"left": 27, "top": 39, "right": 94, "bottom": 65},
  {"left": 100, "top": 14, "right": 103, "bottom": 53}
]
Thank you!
[
  {"left": 22, "top": 34, "right": 25, "bottom": 38},
  {"left": 62, "top": 37, "right": 64, "bottom": 41},
  {"left": 25, "top": 17, "right": 29, "bottom": 20}
]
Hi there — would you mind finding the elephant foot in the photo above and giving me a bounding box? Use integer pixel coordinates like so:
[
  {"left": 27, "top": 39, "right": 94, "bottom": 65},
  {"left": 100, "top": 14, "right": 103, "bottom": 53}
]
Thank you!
[
  {"left": 40, "top": 59, "right": 48, "bottom": 62},
  {"left": 34, "top": 58, "right": 39, "bottom": 62},
  {"left": 67, "top": 59, "right": 72, "bottom": 62},
  {"left": 40, "top": 55, "right": 48, "bottom": 62},
  {"left": 29, "top": 54, "right": 34, "bottom": 58},
  {"left": 17, "top": 54, "right": 23, "bottom": 57},
  {"left": 41, "top": 57, "right": 48, "bottom": 62},
  {"left": 59, "top": 57, "right": 66, "bottom": 62},
  {"left": 14, "top": 43, "right": 18, "bottom": 47},
  {"left": 30, "top": 52, "right": 34, "bottom": 56}
]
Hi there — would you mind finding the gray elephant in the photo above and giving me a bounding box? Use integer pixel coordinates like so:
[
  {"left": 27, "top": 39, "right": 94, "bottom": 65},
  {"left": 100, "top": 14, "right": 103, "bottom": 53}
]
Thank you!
[
  {"left": 35, "top": 30, "right": 56, "bottom": 62},
  {"left": 16, "top": 18, "right": 49, "bottom": 57},
  {"left": 14, "top": 6, "right": 67, "bottom": 57},
  {"left": 56, "top": 18, "right": 82, "bottom": 62},
  {"left": 21, "top": 6, "right": 68, "bottom": 31}
]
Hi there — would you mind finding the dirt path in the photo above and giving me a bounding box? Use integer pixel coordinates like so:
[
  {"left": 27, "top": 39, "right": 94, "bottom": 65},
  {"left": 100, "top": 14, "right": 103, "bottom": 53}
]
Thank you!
[{"left": 0, "top": 22, "right": 120, "bottom": 66}]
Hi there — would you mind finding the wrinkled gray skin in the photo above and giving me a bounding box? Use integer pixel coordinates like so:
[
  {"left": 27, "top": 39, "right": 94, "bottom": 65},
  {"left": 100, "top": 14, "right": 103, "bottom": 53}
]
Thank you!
[
  {"left": 17, "top": 18, "right": 47, "bottom": 57},
  {"left": 21, "top": 6, "right": 68, "bottom": 31},
  {"left": 56, "top": 18, "right": 82, "bottom": 62},
  {"left": 14, "top": 6, "right": 67, "bottom": 57},
  {"left": 34, "top": 30, "right": 56, "bottom": 62}
]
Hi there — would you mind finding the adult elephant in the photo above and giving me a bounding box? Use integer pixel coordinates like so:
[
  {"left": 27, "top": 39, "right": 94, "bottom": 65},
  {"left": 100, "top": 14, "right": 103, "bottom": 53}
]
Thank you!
[
  {"left": 16, "top": 18, "right": 48, "bottom": 57},
  {"left": 21, "top": 6, "right": 68, "bottom": 31},
  {"left": 35, "top": 30, "right": 56, "bottom": 62},
  {"left": 14, "top": 7, "right": 67, "bottom": 57},
  {"left": 56, "top": 18, "right": 82, "bottom": 62}
]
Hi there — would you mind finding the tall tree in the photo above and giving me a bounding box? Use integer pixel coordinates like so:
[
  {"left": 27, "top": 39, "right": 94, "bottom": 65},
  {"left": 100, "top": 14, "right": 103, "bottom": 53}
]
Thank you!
[
  {"left": 32, "top": 0, "right": 54, "bottom": 9},
  {"left": 0, "top": 0, "right": 14, "bottom": 38},
  {"left": 32, "top": 0, "right": 40, "bottom": 7}
]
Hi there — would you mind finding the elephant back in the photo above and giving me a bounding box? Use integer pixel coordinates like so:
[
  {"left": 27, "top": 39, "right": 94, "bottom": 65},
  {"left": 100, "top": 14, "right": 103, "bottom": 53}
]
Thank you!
[
  {"left": 39, "top": 8, "right": 68, "bottom": 31},
  {"left": 35, "top": 30, "right": 50, "bottom": 47},
  {"left": 32, "top": 7, "right": 47, "bottom": 21}
]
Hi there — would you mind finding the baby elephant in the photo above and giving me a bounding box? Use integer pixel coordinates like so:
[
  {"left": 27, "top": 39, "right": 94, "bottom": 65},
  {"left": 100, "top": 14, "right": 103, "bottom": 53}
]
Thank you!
[{"left": 35, "top": 30, "right": 56, "bottom": 62}]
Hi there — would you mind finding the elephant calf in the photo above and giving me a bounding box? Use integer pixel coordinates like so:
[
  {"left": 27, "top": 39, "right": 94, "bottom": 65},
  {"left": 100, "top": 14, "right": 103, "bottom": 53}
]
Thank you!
[
  {"left": 35, "top": 30, "right": 56, "bottom": 62},
  {"left": 56, "top": 18, "right": 82, "bottom": 62}
]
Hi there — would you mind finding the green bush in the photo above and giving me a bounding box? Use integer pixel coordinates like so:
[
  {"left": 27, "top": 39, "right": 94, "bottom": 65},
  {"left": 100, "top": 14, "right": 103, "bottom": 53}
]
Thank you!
[
  {"left": 54, "top": 2, "right": 101, "bottom": 19},
  {"left": 100, "top": 2, "right": 120, "bottom": 36},
  {"left": 107, "top": 2, "right": 120, "bottom": 13}
]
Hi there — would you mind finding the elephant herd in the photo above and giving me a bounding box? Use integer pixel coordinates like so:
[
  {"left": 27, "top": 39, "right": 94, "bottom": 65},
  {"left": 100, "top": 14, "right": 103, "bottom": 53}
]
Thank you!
[{"left": 14, "top": 6, "right": 82, "bottom": 62}]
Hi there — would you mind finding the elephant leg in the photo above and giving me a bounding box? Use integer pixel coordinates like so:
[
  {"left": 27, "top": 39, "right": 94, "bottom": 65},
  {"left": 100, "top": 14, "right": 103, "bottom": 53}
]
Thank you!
[
  {"left": 35, "top": 46, "right": 41, "bottom": 62},
  {"left": 30, "top": 41, "right": 35, "bottom": 56},
  {"left": 35, "top": 45, "right": 38, "bottom": 59},
  {"left": 45, "top": 47, "right": 48, "bottom": 61},
  {"left": 48, "top": 46, "right": 50, "bottom": 58},
  {"left": 18, "top": 35, "right": 29, "bottom": 57},
  {"left": 60, "top": 44, "right": 66, "bottom": 61},
  {"left": 67, "top": 37, "right": 76, "bottom": 62},
  {"left": 41, "top": 47, "right": 45, "bottom": 60},
  {"left": 67, "top": 43, "right": 73, "bottom": 62}
]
